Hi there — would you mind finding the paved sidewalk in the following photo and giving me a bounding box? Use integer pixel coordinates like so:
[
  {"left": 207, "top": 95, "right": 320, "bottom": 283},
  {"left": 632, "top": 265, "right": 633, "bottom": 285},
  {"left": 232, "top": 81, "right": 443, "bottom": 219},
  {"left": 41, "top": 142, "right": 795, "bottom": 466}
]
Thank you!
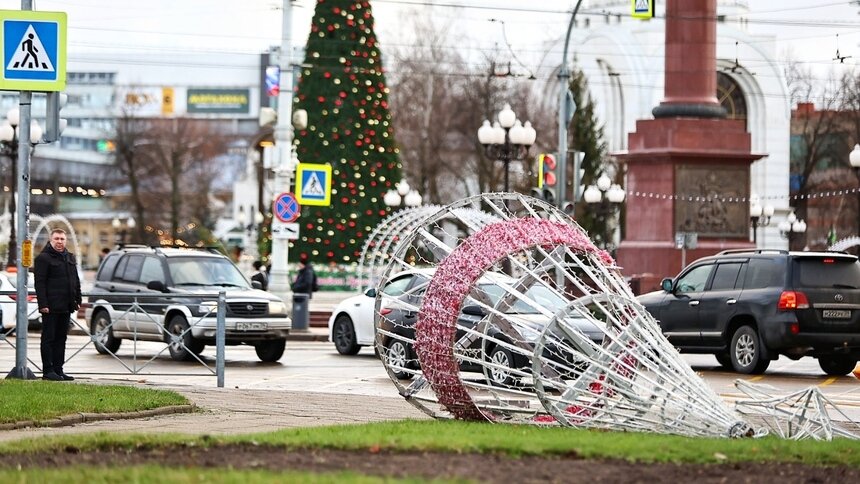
[{"left": 0, "top": 381, "right": 430, "bottom": 444}]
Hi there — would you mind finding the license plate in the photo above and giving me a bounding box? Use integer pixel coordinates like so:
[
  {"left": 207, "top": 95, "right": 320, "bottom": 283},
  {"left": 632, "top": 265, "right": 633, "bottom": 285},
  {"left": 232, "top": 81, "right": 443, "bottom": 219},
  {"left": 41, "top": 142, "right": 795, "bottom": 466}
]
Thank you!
[
  {"left": 236, "top": 322, "right": 268, "bottom": 331},
  {"left": 822, "top": 309, "right": 851, "bottom": 319}
]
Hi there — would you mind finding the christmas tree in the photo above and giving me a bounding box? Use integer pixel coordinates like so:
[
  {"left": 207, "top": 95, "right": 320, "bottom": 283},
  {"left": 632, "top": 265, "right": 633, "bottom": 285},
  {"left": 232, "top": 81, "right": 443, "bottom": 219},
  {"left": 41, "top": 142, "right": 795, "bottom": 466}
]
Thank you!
[{"left": 292, "top": 0, "right": 401, "bottom": 265}]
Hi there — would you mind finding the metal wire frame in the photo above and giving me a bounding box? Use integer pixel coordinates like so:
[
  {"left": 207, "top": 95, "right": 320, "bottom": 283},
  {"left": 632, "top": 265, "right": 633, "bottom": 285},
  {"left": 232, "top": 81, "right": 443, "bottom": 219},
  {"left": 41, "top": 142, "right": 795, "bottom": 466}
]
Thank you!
[
  {"left": 356, "top": 205, "right": 500, "bottom": 292},
  {"left": 734, "top": 380, "right": 859, "bottom": 440},
  {"left": 375, "top": 193, "right": 602, "bottom": 422}
]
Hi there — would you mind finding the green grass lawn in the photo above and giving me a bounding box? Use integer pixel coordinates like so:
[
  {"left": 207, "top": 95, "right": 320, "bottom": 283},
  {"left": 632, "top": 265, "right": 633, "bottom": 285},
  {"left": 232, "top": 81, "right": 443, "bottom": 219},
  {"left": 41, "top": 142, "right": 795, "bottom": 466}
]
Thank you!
[
  {"left": 0, "top": 379, "right": 189, "bottom": 424},
  {"left": 2, "top": 380, "right": 860, "bottom": 470}
]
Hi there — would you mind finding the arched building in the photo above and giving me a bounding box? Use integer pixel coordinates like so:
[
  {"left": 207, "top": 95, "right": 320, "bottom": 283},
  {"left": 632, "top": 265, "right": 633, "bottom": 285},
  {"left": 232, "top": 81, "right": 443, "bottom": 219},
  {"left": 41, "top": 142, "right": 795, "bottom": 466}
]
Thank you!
[{"left": 543, "top": 0, "right": 790, "bottom": 258}]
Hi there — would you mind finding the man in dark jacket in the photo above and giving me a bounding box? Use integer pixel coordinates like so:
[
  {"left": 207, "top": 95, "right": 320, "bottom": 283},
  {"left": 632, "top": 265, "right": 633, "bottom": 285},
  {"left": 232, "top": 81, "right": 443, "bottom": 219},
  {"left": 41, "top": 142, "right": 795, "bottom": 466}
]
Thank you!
[
  {"left": 291, "top": 255, "right": 317, "bottom": 299},
  {"left": 34, "top": 228, "right": 82, "bottom": 381},
  {"left": 251, "top": 260, "right": 268, "bottom": 291}
]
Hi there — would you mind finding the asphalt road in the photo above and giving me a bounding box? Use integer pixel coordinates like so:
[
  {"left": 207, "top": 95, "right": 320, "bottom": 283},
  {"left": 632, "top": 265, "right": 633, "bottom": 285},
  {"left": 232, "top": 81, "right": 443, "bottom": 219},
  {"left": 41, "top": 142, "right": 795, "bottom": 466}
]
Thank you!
[{"left": 3, "top": 334, "right": 860, "bottom": 421}]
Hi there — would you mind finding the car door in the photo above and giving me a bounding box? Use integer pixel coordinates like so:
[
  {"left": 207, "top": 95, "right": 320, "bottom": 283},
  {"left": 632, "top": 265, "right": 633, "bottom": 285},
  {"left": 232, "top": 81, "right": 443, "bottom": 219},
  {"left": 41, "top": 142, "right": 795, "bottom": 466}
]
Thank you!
[
  {"left": 135, "top": 255, "right": 168, "bottom": 336},
  {"left": 697, "top": 260, "right": 746, "bottom": 347},
  {"left": 657, "top": 263, "right": 714, "bottom": 347}
]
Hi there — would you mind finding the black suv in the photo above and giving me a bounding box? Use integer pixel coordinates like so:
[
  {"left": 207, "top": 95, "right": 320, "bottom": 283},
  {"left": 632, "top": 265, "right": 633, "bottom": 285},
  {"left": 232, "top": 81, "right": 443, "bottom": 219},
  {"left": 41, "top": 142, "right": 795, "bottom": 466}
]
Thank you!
[
  {"left": 86, "top": 246, "right": 290, "bottom": 362},
  {"left": 638, "top": 249, "right": 860, "bottom": 375}
]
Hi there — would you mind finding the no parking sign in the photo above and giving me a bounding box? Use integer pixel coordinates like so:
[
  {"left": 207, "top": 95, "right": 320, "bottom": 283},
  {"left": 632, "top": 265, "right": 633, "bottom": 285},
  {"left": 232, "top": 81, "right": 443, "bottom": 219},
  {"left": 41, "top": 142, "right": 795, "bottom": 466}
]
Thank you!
[{"left": 273, "top": 192, "right": 300, "bottom": 223}]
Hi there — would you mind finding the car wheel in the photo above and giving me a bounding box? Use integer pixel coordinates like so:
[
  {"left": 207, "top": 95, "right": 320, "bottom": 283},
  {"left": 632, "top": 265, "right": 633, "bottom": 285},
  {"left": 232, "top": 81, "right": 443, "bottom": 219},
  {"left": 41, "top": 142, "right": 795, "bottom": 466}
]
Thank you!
[
  {"left": 91, "top": 310, "right": 121, "bottom": 355},
  {"left": 730, "top": 325, "right": 770, "bottom": 374},
  {"left": 715, "top": 352, "right": 732, "bottom": 369},
  {"left": 488, "top": 346, "right": 517, "bottom": 387},
  {"left": 166, "top": 315, "right": 204, "bottom": 361},
  {"left": 332, "top": 315, "right": 360, "bottom": 355},
  {"left": 817, "top": 355, "right": 857, "bottom": 376},
  {"left": 255, "top": 339, "right": 286, "bottom": 362},
  {"left": 384, "top": 338, "right": 413, "bottom": 380}
]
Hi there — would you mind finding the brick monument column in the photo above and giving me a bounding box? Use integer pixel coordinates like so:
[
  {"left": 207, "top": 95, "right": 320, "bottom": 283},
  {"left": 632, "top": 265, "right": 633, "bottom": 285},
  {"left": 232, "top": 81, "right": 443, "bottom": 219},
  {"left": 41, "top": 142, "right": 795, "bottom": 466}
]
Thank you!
[{"left": 615, "top": 0, "right": 764, "bottom": 283}]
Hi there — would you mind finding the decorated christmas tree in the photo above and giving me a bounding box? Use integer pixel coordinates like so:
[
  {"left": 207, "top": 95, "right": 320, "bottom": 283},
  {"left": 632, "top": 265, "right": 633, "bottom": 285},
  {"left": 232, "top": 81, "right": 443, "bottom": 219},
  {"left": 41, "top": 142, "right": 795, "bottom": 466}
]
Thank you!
[{"left": 292, "top": 0, "right": 401, "bottom": 265}]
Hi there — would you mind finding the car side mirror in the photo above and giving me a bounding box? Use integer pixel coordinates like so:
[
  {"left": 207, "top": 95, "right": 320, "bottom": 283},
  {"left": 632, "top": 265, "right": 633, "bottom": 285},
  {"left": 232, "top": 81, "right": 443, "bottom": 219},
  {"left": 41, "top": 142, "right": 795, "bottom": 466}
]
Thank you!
[
  {"left": 364, "top": 288, "right": 377, "bottom": 298},
  {"left": 461, "top": 305, "right": 486, "bottom": 317},
  {"left": 251, "top": 280, "right": 262, "bottom": 290},
  {"left": 147, "top": 280, "right": 167, "bottom": 292},
  {"left": 661, "top": 278, "right": 673, "bottom": 292}
]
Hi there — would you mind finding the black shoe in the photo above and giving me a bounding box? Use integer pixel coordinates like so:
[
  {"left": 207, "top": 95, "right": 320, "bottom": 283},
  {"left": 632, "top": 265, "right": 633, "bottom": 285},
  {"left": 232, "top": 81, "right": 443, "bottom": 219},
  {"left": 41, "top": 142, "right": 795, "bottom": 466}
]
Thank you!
[
  {"left": 42, "top": 372, "right": 63, "bottom": 381},
  {"left": 59, "top": 373, "right": 75, "bottom": 381}
]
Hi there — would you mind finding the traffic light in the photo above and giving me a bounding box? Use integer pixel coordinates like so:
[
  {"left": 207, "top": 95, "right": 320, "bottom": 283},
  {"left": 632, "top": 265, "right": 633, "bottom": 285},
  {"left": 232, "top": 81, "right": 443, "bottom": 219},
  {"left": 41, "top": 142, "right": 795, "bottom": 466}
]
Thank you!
[
  {"left": 538, "top": 153, "right": 559, "bottom": 205},
  {"left": 44, "top": 91, "right": 67, "bottom": 143}
]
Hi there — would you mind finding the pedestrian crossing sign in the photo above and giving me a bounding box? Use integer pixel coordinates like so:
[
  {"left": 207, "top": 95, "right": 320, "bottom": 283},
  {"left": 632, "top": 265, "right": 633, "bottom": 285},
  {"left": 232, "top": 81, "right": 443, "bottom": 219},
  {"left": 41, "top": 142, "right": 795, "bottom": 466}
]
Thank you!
[
  {"left": 295, "top": 163, "right": 332, "bottom": 206},
  {"left": 631, "top": 0, "right": 654, "bottom": 19},
  {"left": 0, "top": 10, "right": 66, "bottom": 91}
]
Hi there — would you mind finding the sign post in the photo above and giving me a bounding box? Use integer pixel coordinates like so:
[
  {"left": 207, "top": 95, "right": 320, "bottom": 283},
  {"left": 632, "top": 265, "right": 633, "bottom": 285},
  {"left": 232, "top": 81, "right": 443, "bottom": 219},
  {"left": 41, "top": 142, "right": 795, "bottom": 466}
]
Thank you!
[{"left": 3, "top": 4, "right": 66, "bottom": 380}]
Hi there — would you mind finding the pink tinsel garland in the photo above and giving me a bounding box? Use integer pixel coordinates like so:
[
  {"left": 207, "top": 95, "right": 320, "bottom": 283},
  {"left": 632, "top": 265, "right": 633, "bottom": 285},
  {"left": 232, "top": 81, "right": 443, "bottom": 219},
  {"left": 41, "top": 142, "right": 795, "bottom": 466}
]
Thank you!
[{"left": 414, "top": 218, "right": 612, "bottom": 420}]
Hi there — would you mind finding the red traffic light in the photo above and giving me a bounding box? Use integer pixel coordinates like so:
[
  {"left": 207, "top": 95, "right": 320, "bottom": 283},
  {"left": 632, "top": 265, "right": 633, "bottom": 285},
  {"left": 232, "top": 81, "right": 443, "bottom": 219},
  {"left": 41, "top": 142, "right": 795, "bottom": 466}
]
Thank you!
[{"left": 540, "top": 154, "right": 557, "bottom": 187}]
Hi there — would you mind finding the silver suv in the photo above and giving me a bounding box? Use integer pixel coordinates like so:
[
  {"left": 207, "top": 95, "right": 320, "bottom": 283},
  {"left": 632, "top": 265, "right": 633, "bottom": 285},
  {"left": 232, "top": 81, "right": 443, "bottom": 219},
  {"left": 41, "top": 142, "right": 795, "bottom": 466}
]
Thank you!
[{"left": 85, "top": 246, "right": 290, "bottom": 362}]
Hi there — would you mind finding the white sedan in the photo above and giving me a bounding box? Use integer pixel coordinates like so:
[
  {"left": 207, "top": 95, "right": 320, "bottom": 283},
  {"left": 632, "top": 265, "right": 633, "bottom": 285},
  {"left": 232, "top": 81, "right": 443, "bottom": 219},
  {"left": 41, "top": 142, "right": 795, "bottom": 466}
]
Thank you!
[
  {"left": 0, "top": 271, "right": 41, "bottom": 331},
  {"left": 327, "top": 269, "right": 429, "bottom": 355}
]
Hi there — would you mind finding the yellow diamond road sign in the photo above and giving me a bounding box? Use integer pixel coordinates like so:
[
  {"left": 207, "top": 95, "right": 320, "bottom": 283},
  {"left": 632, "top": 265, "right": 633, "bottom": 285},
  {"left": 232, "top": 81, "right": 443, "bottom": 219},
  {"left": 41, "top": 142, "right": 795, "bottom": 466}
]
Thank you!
[
  {"left": 0, "top": 10, "right": 67, "bottom": 91},
  {"left": 295, "top": 163, "right": 332, "bottom": 206}
]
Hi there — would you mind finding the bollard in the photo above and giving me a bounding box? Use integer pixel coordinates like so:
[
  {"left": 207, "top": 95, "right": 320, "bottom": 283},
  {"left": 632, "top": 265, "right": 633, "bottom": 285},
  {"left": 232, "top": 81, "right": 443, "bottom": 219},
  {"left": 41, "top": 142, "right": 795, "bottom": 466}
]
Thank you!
[{"left": 292, "top": 293, "right": 309, "bottom": 330}]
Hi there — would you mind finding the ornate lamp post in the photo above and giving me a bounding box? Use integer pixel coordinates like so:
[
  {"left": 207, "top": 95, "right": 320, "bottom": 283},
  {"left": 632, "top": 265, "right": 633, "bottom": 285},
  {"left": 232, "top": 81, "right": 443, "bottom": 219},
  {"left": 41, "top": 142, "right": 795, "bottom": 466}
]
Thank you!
[
  {"left": 112, "top": 216, "right": 136, "bottom": 246},
  {"left": 848, "top": 144, "right": 860, "bottom": 236},
  {"left": 582, "top": 172, "right": 626, "bottom": 251},
  {"left": 477, "top": 104, "right": 537, "bottom": 192},
  {"left": 384, "top": 179, "right": 422, "bottom": 210},
  {"left": 778, "top": 211, "right": 807, "bottom": 250},
  {"left": 237, "top": 206, "right": 264, "bottom": 261},
  {"left": 0, "top": 108, "right": 42, "bottom": 268},
  {"left": 749, "top": 195, "right": 774, "bottom": 246}
]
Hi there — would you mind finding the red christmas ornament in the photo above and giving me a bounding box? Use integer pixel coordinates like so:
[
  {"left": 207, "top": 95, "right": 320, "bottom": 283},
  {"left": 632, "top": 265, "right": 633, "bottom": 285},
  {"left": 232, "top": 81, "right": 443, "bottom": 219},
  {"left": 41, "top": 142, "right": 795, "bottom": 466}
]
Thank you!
[
  {"left": 318, "top": 96, "right": 325, "bottom": 103},
  {"left": 327, "top": 251, "right": 334, "bottom": 258},
  {"left": 339, "top": 242, "right": 346, "bottom": 248},
  {"left": 341, "top": 196, "right": 349, "bottom": 204},
  {"left": 324, "top": 71, "right": 331, "bottom": 78},
  {"left": 348, "top": 221, "right": 356, "bottom": 228},
  {"left": 378, "top": 209, "right": 387, "bottom": 216},
  {"left": 305, "top": 223, "right": 314, "bottom": 230}
]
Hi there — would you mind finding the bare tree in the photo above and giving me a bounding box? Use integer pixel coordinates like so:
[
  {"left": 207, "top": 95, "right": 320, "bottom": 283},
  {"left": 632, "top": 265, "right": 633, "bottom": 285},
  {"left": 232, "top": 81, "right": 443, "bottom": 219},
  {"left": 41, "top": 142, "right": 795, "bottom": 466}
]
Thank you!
[
  {"left": 142, "top": 118, "right": 226, "bottom": 243},
  {"left": 112, "top": 106, "right": 156, "bottom": 244}
]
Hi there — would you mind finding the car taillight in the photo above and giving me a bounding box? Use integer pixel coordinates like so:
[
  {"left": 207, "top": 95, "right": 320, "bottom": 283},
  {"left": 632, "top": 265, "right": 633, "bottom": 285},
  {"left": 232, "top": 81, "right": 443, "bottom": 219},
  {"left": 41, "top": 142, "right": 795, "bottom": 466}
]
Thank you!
[
  {"left": 379, "top": 308, "right": 392, "bottom": 316},
  {"left": 778, "top": 290, "right": 809, "bottom": 310}
]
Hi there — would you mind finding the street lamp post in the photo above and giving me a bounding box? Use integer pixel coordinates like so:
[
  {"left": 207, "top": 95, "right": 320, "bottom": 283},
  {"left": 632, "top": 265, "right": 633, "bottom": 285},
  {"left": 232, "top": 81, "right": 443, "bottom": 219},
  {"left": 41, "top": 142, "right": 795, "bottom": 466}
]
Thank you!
[
  {"left": 778, "top": 211, "right": 807, "bottom": 250},
  {"left": 477, "top": 104, "right": 537, "bottom": 193},
  {"left": 111, "top": 216, "right": 136, "bottom": 246},
  {"left": 848, "top": 144, "right": 860, "bottom": 236},
  {"left": 582, "top": 173, "right": 626, "bottom": 251},
  {"left": 384, "top": 179, "right": 422, "bottom": 210},
  {"left": 749, "top": 196, "right": 774, "bottom": 246},
  {"left": 0, "top": 108, "right": 41, "bottom": 268}
]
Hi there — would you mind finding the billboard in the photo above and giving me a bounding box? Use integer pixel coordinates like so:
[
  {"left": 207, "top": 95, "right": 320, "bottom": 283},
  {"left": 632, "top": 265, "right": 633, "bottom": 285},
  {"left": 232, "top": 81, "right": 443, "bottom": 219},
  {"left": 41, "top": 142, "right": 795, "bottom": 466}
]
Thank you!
[{"left": 187, "top": 88, "right": 249, "bottom": 114}]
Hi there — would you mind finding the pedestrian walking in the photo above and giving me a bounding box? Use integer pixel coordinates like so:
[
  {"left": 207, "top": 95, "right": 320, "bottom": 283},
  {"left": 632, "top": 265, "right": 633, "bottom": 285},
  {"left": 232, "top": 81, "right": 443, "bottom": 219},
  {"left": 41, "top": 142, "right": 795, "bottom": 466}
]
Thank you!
[
  {"left": 291, "top": 255, "right": 318, "bottom": 299},
  {"left": 251, "top": 260, "right": 269, "bottom": 291},
  {"left": 34, "top": 228, "right": 82, "bottom": 381}
]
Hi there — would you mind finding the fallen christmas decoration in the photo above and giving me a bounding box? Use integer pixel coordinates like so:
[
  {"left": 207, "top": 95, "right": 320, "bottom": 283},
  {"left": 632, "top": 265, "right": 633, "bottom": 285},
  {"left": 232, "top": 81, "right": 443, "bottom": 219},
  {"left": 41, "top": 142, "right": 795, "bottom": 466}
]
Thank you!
[{"left": 372, "top": 193, "right": 858, "bottom": 440}]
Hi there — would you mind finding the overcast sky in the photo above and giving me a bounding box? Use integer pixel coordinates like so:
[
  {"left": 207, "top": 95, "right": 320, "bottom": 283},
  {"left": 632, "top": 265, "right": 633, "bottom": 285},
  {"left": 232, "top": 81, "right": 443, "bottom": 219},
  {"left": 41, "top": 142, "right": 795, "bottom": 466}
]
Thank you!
[{"left": 0, "top": 0, "right": 858, "bottom": 82}]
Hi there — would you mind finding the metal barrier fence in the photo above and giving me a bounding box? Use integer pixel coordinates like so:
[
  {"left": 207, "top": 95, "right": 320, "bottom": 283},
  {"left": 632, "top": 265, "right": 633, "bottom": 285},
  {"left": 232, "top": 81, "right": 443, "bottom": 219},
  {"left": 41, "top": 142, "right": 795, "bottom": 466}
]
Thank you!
[{"left": 2, "top": 291, "right": 227, "bottom": 387}]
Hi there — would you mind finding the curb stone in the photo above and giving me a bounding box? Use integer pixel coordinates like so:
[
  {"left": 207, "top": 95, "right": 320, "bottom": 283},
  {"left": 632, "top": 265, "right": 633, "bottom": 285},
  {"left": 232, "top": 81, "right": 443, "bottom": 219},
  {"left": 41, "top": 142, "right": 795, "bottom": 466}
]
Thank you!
[{"left": 0, "top": 404, "right": 196, "bottom": 431}]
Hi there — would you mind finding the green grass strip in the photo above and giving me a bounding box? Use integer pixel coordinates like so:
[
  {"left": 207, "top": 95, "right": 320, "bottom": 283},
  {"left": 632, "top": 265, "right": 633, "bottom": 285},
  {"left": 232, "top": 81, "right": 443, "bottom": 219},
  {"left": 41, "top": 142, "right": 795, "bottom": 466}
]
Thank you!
[
  {"left": 0, "top": 380, "right": 188, "bottom": 424},
  {"left": 0, "top": 466, "right": 463, "bottom": 484},
  {"left": 2, "top": 420, "right": 859, "bottom": 467}
]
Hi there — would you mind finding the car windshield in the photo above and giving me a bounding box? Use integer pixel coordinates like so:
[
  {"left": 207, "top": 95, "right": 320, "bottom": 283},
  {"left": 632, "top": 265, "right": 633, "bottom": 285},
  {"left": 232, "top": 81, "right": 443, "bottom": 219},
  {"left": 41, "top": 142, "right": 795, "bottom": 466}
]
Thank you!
[
  {"left": 167, "top": 257, "right": 250, "bottom": 288},
  {"left": 4, "top": 272, "right": 35, "bottom": 289},
  {"left": 478, "top": 283, "right": 567, "bottom": 314}
]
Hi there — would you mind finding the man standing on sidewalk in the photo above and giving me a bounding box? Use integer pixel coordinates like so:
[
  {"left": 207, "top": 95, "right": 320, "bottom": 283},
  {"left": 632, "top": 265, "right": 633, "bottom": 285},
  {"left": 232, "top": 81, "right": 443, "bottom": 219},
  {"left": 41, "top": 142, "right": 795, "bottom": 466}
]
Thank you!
[{"left": 34, "top": 228, "right": 82, "bottom": 381}]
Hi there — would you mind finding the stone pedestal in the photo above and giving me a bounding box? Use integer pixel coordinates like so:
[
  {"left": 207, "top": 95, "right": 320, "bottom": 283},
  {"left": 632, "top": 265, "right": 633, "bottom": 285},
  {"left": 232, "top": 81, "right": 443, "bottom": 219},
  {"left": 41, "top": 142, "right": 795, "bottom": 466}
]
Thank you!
[{"left": 614, "top": 0, "right": 764, "bottom": 278}]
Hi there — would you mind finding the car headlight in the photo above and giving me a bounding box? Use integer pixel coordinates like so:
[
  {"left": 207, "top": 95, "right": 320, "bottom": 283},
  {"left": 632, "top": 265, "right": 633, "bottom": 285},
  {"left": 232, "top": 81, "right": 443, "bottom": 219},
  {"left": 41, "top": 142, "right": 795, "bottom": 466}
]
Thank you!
[
  {"left": 268, "top": 301, "right": 286, "bottom": 315},
  {"left": 197, "top": 301, "right": 218, "bottom": 315}
]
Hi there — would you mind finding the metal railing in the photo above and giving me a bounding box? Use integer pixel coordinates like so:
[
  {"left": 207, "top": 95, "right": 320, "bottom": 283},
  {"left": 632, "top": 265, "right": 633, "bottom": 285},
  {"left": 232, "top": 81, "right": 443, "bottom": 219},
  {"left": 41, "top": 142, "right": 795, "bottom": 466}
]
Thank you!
[{"left": 2, "top": 290, "right": 227, "bottom": 387}]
